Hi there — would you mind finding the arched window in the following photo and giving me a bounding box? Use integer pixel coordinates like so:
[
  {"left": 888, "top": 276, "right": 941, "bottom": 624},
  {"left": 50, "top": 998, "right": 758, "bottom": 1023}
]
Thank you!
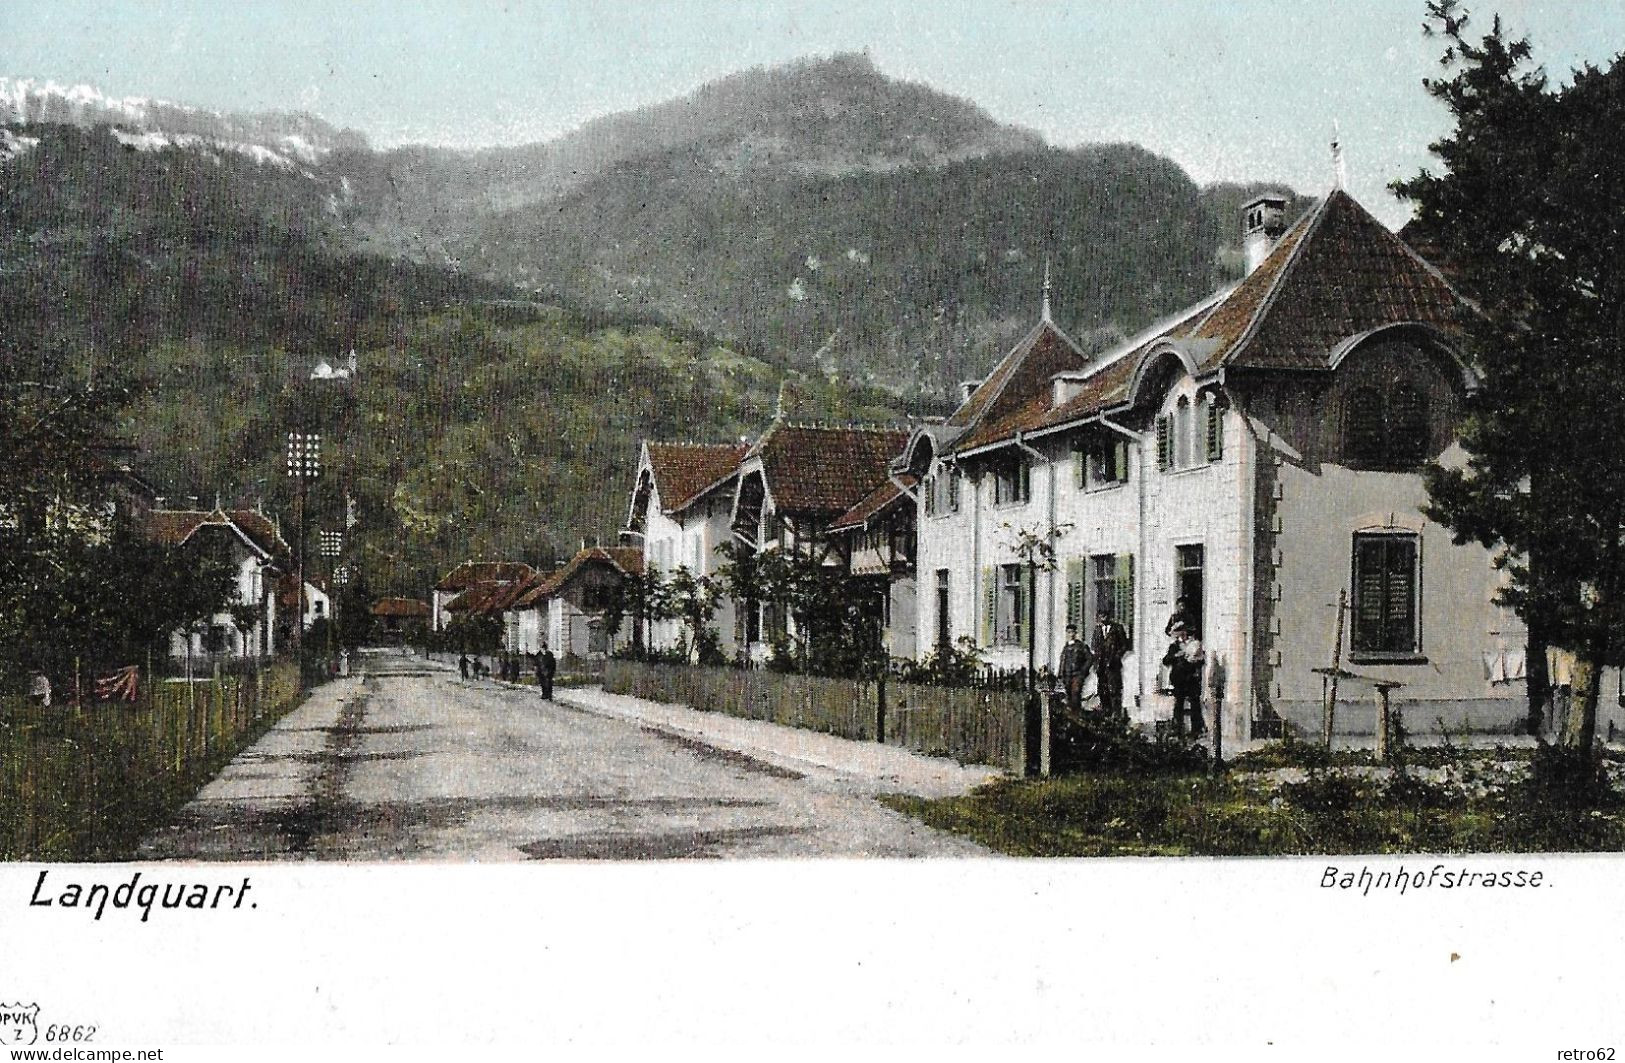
[
  {"left": 1174, "top": 396, "right": 1192, "bottom": 469},
  {"left": 1344, "top": 383, "right": 1432, "bottom": 469}
]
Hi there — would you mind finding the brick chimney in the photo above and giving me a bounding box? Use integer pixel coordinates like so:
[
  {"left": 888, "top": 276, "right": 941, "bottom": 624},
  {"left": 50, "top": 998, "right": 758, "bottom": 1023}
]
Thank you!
[{"left": 1242, "top": 193, "right": 1289, "bottom": 275}]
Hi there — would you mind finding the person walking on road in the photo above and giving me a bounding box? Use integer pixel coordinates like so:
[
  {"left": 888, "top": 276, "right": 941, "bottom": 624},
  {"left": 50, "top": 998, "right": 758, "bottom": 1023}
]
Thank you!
[
  {"left": 1058, "top": 624, "right": 1093, "bottom": 714},
  {"left": 458, "top": 653, "right": 470, "bottom": 681},
  {"left": 537, "top": 641, "right": 556, "bottom": 701},
  {"left": 1090, "top": 608, "right": 1130, "bottom": 720}
]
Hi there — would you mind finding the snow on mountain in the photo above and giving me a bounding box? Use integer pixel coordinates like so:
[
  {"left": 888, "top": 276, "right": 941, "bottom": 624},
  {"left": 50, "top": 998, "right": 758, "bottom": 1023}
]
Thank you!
[{"left": 0, "top": 77, "right": 367, "bottom": 170}]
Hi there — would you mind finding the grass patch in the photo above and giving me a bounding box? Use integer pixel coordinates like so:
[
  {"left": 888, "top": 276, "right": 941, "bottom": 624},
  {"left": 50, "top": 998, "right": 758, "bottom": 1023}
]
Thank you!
[{"left": 884, "top": 754, "right": 1625, "bottom": 856}]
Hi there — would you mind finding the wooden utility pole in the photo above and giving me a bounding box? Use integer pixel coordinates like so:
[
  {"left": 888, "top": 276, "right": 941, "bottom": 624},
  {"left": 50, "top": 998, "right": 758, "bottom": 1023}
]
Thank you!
[{"left": 1323, "top": 589, "right": 1347, "bottom": 747}]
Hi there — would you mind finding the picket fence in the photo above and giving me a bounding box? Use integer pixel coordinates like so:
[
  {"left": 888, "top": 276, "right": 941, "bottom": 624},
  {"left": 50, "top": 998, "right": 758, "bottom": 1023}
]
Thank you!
[{"left": 603, "top": 660, "right": 1027, "bottom": 773}]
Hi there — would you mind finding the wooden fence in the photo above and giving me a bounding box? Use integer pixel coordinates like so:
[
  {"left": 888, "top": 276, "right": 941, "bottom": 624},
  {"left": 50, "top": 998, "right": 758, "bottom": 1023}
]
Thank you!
[
  {"left": 604, "top": 660, "right": 1027, "bottom": 772},
  {"left": 0, "top": 660, "right": 303, "bottom": 860}
]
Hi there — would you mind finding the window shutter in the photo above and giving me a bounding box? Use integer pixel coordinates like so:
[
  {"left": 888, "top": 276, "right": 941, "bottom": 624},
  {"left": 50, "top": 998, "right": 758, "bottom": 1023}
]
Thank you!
[
  {"left": 1386, "top": 537, "right": 1418, "bottom": 652},
  {"left": 1019, "top": 565, "right": 1034, "bottom": 650},
  {"left": 1114, "top": 439, "right": 1129, "bottom": 483},
  {"left": 981, "top": 567, "right": 996, "bottom": 647},
  {"left": 1073, "top": 444, "right": 1086, "bottom": 489},
  {"left": 1116, "top": 553, "right": 1135, "bottom": 647},
  {"left": 1156, "top": 416, "right": 1171, "bottom": 470},
  {"left": 1065, "top": 558, "right": 1085, "bottom": 629},
  {"left": 1206, "top": 401, "right": 1224, "bottom": 462},
  {"left": 949, "top": 471, "right": 960, "bottom": 512}
]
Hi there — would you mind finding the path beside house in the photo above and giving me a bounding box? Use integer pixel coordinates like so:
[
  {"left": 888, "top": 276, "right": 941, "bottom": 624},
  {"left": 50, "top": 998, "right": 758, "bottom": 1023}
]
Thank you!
[
  {"left": 557, "top": 686, "right": 1007, "bottom": 800},
  {"left": 140, "top": 652, "right": 992, "bottom": 860}
]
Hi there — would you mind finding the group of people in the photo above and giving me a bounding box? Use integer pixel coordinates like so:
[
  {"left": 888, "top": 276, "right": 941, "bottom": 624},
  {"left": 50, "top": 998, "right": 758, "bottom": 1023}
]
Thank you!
[
  {"left": 1053, "top": 596, "right": 1208, "bottom": 741},
  {"left": 1056, "top": 607, "right": 1131, "bottom": 719},
  {"left": 459, "top": 644, "right": 557, "bottom": 700}
]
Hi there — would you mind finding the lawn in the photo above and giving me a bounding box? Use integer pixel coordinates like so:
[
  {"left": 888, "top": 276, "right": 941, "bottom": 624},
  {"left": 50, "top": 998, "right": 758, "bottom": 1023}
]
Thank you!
[{"left": 881, "top": 742, "right": 1625, "bottom": 856}]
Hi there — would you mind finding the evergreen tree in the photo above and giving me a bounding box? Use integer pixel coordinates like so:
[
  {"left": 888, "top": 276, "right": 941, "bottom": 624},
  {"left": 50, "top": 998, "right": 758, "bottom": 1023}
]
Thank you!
[{"left": 1394, "top": 1, "right": 1625, "bottom": 755}]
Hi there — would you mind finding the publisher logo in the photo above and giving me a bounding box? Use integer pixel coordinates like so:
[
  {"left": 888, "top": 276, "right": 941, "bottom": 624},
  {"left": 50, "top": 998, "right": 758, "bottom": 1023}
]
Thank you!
[{"left": 0, "top": 1002, "right": 39, "bottom": 1046}]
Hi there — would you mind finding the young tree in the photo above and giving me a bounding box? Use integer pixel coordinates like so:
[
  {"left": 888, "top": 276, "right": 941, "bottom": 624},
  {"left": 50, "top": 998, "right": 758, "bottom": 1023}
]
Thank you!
[
  {"left": 664, "top": 566, "right": 723, "bottom": 663},
  {"left": 1393, "top": 1, "right": 1625, "bottom": 755}
]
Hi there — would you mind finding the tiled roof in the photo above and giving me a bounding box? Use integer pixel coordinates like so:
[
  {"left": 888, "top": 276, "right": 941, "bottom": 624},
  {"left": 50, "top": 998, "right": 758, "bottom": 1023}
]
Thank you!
[
  {"left": 443, "top": 581, "right": 514, "bottom": 615},
  {"left": 947, "top": 190, "right": 1469, "bottom": 450},
  {"left": 829, "top": 473, "right": 916, "bottom": 533},
  {"left": 511, "top": 547, "right": 645, "bottom": 608},
  {"left": 1216, "top": 190, "right": 1464, "bottom": 371},
  {"left": 143, "top": 507, "right": 288, "bottom": 560},
  {"left": 372, "top": 597, "right": 431, "bottom": 619},
  {"left": 944, "top": 318, "right": 1092, "bottom": 450},
  {"left": 433, "top": 561, "right": 537, "bottom": 593},
  {"left": 646, "top": 442, "right": 748, "bottom": 513},
  {"left": 227, "top": 509, "right": 290, "bottom": 561},
  {"left": 749, "top": 422, "right": 911, "bottom": 517}
]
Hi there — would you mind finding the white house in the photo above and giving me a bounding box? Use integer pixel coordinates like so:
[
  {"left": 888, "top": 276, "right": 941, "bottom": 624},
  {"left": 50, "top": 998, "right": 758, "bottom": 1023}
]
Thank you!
[
  {"left": 144, "top": 507, "right": 284, "bottom": 663},
  {"left": 912, "top": 188, "right": 1528, "bottom": 741},
  {"left": 625, "top": 441, "right": 746, "bottom": 654},
  {"left": 432, "top": 560, "right": 535, "bottom": 632}
]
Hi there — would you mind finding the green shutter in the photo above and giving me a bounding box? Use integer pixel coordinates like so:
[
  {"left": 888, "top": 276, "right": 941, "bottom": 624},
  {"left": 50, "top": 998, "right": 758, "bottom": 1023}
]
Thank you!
[
  {"left": 981, "top": 566, "right": 996, "bottom": 646},
  {"left": 1116, "top": 553, "right": 1135, "bottom": 647},
  {"left": 1114, "top": 439, "right": 1129, "bottom": 483},
  {"left": 1065, "top": 558, "right": 1085, "bottom": 630},
  {"left": 1073, "top": 444, "right": 1086, "bottom": 489},
  {"left": 1206, "top": 402, "right": 1224, "bottom": 462}
]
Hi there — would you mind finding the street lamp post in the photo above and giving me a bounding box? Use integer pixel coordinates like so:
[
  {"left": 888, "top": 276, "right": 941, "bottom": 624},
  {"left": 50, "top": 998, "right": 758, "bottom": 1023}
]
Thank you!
[{"left": 285, "top": 431, "right": 321, "bottom": 657}]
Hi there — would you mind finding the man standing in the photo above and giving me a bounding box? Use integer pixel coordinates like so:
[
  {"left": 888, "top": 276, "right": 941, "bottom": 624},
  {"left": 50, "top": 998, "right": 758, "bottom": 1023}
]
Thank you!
[
  {"left": 1057, "top": 625, "right": 1093, "bottom": 714},
  {"left": 1164, "top": 623, "right": 1207, "bottom": 739},
  {"left": 458, "top": 653, "right": 470, "bottom": 681},
  {"left": 537, "top": 640, "right": 557, "bottom": 701},
  {"left": 1090, "top": 607, "right": 1129, "bottom": 720}
]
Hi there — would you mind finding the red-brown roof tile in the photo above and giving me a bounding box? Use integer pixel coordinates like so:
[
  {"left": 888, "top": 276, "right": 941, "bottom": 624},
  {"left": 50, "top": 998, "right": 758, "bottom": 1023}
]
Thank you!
[
  {"left": 948, "top": 190, "right": 1470, "bottom": 450},
  {"left": 512, "top": 547, "right": 645, "bottom": 608},
  {"left": 646, "top": 442, "right": 748, "bottom": 513},
  {"left": 372, "top": 597, "right": 431, "bottom": 619},
  {"left": 829, "top": 473, "right": 916, "bottom": 533},
  {"left": 434, "top": 561, "right": 537, "bottom": 593},
  {"left": 749, "top": 423, "right": 911, "bottom": 518},
  {"left": 945, "top": 319, "right": 1092, "bottom": 438}
]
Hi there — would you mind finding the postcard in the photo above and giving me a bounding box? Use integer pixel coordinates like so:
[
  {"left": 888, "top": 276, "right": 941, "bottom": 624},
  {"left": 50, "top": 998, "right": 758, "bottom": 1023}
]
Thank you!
[{"left": 3, "top": 0, "right": 1623, "bottom": 1056}]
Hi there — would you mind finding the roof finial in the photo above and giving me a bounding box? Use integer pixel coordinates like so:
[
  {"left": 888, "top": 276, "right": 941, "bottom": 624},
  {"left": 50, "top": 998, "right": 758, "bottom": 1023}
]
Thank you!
[
  {"left": 1331, "top": 120, "right": 1347, "bottom": 191},
  {"left": 1041, "top": 255, "right": 1053, "bottom": 323}
]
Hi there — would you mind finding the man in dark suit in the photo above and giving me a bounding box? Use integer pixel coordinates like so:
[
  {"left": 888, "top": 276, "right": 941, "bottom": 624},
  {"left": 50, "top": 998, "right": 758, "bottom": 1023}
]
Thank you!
[
  {"left": 537, "top": 641, "right": 557, "bottom": 701},
  {"left": 1091, "top": 607, "right": 1130, "bottom": 720},
  {"left": 1057, "top": 624, "right": 1093, "bottom": 713}
]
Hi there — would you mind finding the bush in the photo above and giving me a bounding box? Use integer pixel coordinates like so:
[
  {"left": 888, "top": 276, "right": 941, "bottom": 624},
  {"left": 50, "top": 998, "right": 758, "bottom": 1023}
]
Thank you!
[{"left": 1052, "top": 710, "right": 1210, "bottom": 777}]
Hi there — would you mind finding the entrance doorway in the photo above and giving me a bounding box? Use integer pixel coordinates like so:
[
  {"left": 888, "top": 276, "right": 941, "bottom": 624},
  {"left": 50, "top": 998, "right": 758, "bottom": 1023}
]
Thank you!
[{"left": 1176, "top": 544, "right": 1205, "bottom": 638}]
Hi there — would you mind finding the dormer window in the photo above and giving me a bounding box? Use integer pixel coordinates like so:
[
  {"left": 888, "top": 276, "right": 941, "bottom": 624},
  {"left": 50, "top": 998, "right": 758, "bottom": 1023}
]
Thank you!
[{"left": 1156, "top": 393, "right": 1224, "bottom": 472}]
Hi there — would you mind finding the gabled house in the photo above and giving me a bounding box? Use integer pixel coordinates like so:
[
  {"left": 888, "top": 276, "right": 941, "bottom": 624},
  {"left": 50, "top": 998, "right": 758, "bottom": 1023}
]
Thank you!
[
  {"left": 505, "top": 547, "right": 644, "bottom": 660},
  {"left": 431, "top": 560, "right": 535, "bottom": 631},
  {"left": 729, "top": 421, "right": 910, "bottom": 653},
  {"left": 625, "top": 441, "right": 747, "bottom": 654},
  {"left": 913, "top": 187, "right": 1520, "bottom": 741},
  {"left": 372, "top": 597, "right": 431, "bottom": 641},
  {"left": 144, "top": 507, "right": 287, "bottom": 662}
]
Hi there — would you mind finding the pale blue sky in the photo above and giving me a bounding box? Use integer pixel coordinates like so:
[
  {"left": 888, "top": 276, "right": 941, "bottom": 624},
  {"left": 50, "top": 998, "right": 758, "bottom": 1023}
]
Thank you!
[{"left": 4, "top": 1, "right": 1620, "bottom": 225}]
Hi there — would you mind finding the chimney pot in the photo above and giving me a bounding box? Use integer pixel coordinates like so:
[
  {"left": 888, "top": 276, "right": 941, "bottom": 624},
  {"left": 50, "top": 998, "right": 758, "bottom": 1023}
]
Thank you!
[
  {"left": 958, "top": 380, "right": 980, "bottom": 404},
  {"left": 1242, "top": 193, "right": 1289, "bottom": 275}
]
